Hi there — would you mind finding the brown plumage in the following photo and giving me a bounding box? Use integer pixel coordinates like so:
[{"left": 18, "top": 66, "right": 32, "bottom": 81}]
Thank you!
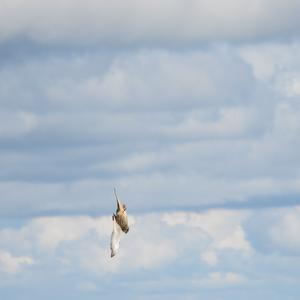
[{"left": 113, "top": 188, "right": 129, "bottom": 233}]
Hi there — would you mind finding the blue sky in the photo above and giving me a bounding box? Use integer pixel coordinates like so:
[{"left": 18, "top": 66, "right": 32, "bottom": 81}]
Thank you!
[{"left": 1, "top": 1, "right": 300, "bottom": 299}]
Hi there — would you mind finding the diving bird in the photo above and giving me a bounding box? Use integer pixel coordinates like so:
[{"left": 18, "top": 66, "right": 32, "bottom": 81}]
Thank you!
[
  {"left": 110, "top": 215, "right": 122, "bottom": 257},
  {"left": 113, "top": 188, "right": 129, "bottom": 233}
]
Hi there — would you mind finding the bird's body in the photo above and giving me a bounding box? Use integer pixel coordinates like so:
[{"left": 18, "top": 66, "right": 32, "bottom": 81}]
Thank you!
[
  {"left": 113, "top": 188, "right": 129, "bottom": 233},
  {"left": 114, "top": 208, "right": 129, "bottom": 234}
]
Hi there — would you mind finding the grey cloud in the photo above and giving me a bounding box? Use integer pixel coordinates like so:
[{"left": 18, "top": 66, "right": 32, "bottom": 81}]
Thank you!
[
  {"left": 0, "top": 48, "right": 256, "bottom": 113},
  {"left": 1, "top": 0, "right": 300, "bottom": 46},
  {"left": 1, "top": 43, "right": 300, "bottom": 215},
  {"left": 0, "top": 47, "right": 261, "bottom": 181}
]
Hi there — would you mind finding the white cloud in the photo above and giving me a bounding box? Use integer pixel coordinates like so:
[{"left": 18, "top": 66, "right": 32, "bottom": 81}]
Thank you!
[
  {"left": 162, "top": 210, "right": 253, "bottom": 270},
  {"left": 200, "top": 250, "right": 219, "bottom": 266},
  {"left": 216, "top": 225, "right": 251, "bottom": 251},
  {"left": 28, "top": 216, "right": 112, "bottom": 251},
  {"left": 0, "top": 213, "right": 178, "bottom": 275},
  {"left": 207, "top": 271, "right": 247, "bottom": 285},
  {"left": 0, "top": 250, "right": 34, "bottom": 274},
  {"left": 0, "top": 210, "right": 253, "bottom": 278},
  {"left": 1, "top": 207, "right": 300, "bottom": 296},
  {"left": 286, "top": 74, "right": 300, "bottom": 97},
  {"left": 269, "top": 206, "right": 300, "bottom": 252},
  {"left": 162, "top": 210, "right": 252, "bottom": 251},
  {"left": 240, "top": 42, "right": 300, "bottom": 82}
]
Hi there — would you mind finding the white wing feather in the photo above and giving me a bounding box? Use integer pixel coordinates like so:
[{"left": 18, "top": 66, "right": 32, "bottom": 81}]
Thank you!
[{"left": 110, "top": 217, "right": 122, "bottom": 257}]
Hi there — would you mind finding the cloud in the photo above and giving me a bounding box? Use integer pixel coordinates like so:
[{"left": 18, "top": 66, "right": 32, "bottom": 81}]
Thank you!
[
  {"left": 1, "top": 2, "right": 300, "bottom": 298},
  {"left": 200, "top": 250, "right": 219, "bottom": 266},
  {"left": 1, "top": 0, "right": 300, "bottom": 46},
  {"left": 162, "top": 210, "right": 252, "bottom": 255},
  {"left": 0, "top": 210, "right": 252, "bottom": 277},
  {"left": 205, "top": 271, "right": 247, "bottom": 286},
  {"left": 268, "top": 206, "right": 300, "bottom": 253},
  {"left": 0, "top": 250, "right": 34, "bottom": 274},
  {"left": 1, "top": 207, "right": 300, "bottom": 298},
  {"left": 77, "top": 281, "right": 98, "bottom": 292},
  {"left": 0, "top": 48, "right": 255, "bottom": 113},
  {"left": 2, "top": 43, "right": 298, "bottom": 216},
  {"left": 28, "top": 216, "right": 112, "bottom": 251},
  {"left": 0, "top": 213, "right": 177, "bottom": 275},
  {"left": 1, "top": 40, "right": 300, "bottom": 218},
  {"left": 0, "top": 111, "right": 38, "bottom": 138},
  {"left": 0, "top": 45, "right": 262, "bottom": 215}
]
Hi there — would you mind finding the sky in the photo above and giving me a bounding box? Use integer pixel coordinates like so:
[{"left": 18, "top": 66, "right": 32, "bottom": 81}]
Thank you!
[{"left": 0, "top": 0, "right": 300, "bottom": 299}]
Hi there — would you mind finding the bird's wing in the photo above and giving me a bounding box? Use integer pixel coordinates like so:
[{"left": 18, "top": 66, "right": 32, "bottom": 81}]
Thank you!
[
  {"left": 113, "top": 188, "right": 123, "bottom": 212},
  {"left": 110, "top": 217, "right": 122, "bottom": 257}
]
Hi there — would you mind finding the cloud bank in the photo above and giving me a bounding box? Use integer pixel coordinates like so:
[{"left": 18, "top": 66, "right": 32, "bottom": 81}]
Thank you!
[
  {"left": 1, "top": 0, "right": 300, "bottom": 46},
  {"left": 1, "top": 43, "right": 300, "bottom": 216},
  {"left": 1, "top": 207, "right": 300, "bottom": 299}
]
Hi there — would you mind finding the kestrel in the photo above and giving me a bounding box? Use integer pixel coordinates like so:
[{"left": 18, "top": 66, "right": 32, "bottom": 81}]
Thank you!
[
  {"left": 113, "top": 188, "right": 129, "bottom": 234},
  {"left": 110, "top": 188, "right": 129, "bottom": 257}
]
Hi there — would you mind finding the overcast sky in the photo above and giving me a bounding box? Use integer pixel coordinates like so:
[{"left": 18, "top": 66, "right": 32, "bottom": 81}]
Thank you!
[{"left": 1, "top": 1, "right": 300, "bottom": 299}]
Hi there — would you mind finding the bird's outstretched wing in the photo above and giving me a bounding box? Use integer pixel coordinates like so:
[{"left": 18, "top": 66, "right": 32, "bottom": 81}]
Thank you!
[
  {"left": 110, "top": 215, "right": 122, "bottom": 257},
  {"left": 113, "top": 187, "right": 123, "bottom": 212}
]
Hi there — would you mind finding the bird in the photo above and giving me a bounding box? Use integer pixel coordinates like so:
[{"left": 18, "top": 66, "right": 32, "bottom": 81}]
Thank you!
[
  {"left": 110, "top": 214, "right": 122, "bottom": 257},
  {"left": 113, "top": 188, "right": 129, "bottom": 234},
  {"left": 110, "top": 188, "right": 130, "bottom": 257}
]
